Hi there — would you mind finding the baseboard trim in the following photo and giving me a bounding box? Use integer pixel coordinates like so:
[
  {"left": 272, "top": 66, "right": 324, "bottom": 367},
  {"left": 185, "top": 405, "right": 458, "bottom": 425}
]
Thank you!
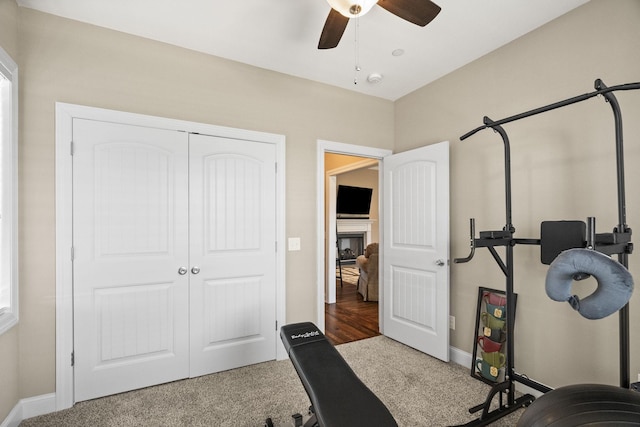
[
  {"left": 450, "top": 346, "right": 545, "bottom": 398},
  {"left": 22, "top": 393, "right": 56, "bottom": 420},
  {"left": 450, "top": 345, "right": 473, "bottom": 368},
  {"left": 0, "top": 404, "right": 21, "bottom": 427},
  {"left": 1, "top": 393, "right": 56, "bottom": 427}
]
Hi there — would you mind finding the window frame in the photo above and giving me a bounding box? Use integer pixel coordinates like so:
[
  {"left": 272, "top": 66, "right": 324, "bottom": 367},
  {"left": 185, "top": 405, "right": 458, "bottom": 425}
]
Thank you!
[{"left": 0, "top": 45, "right": 19, "bottom": 335}]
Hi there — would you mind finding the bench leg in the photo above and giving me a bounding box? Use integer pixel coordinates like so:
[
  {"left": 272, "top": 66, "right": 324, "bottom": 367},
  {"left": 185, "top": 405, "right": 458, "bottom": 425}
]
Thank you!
[{"left": 302, "top": 413, "right": 318, "bottom": 427}]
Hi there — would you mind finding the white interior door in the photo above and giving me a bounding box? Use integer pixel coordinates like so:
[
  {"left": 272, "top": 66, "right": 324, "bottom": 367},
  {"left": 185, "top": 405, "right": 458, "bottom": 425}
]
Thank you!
[
  {"left": 382, "top": 141, "right": 450, "bottom": 361},
  {"left": 188, "top": 134, "right": 277, "bottom": 377},
  {"left": 73, "top": 119, "right": 190, "bottom": 401}
]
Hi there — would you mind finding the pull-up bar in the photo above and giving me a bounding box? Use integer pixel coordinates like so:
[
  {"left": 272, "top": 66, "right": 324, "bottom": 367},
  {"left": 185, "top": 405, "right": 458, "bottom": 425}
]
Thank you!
[{"left": 461, "top": 80, "right": 640, "bottom": 140}]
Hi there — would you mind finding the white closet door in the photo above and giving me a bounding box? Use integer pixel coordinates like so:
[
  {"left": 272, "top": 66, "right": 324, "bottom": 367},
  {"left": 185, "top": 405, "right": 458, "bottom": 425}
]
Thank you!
[
  {"left": 73, "top": 119, "right": 190, "bottom": 401},
  {"left": 188, "top": 134, "right": 277, "bottom": 377}
]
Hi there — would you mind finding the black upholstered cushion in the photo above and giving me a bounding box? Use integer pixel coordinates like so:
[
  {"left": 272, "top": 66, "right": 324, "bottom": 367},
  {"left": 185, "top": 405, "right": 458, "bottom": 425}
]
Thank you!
[{"left": 281, "top": 322, "right": 397, "bottom": 427}]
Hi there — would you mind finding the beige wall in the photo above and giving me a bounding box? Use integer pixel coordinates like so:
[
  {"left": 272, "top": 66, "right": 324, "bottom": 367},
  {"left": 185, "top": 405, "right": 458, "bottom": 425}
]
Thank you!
[
  {"left": 2, "top": 0, "right": 640, "bottom": 421},
  {"left": 12, "top": 5, "right": 394, "bottom": 405},
  {"left": 0, "top": 0, "right": 18, "bottom": 58},
  {"left": 395, "top": 0, "right": 640, "bottom": 388},
  {"left": 0, "top": 0, "right": 20, "bottom": 420}
]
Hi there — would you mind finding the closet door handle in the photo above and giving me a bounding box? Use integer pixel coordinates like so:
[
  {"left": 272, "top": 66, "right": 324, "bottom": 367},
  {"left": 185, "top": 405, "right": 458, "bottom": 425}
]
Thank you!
[
  {"left": 435, "top": 259, "right": 446, "bottom": 267},
  {"left": 191, "top": 266, "right": 200, "bottom": 275},
  {"left": 178, "top": 267, "right": 188, "bottom": 275}
]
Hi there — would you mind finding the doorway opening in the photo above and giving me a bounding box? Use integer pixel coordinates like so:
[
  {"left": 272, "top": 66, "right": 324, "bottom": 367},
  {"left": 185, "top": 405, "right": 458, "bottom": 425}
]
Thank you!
[
  {"left": 315, "top": 140, "right": 392, "bottom": 345},
  {"left": 327, "top": 153, "right": 378, "bottom": 344}
]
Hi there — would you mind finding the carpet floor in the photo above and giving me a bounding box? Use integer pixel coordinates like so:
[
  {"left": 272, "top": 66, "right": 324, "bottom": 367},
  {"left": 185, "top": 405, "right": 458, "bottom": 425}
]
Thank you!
[{"left": 21, "top": 336, "right": 523, "bottom": 426}]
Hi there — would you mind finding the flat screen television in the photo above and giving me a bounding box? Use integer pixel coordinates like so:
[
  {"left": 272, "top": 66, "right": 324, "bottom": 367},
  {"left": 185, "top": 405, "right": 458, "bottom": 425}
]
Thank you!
[{"left": 336, "top": 185, "right": 373, "bottom": 219}]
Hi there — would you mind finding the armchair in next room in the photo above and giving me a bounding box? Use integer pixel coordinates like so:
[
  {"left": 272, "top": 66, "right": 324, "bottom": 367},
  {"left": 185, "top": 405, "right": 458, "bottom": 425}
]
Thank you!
[{"left": 356, "top": 243, "right": 379, "bottom": 302}]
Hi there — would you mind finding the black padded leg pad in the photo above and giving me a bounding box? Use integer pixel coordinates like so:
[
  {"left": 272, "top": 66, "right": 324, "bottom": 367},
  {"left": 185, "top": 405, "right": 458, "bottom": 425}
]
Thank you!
[
  {"left": 517, "top": 383, "right": 640, "bottom": 426},
  {"left": 540, "top": 221, "right": 585, "bottom": 265},
  {"left": 281, "top": 322, "right": 397, "bottom": 427}
]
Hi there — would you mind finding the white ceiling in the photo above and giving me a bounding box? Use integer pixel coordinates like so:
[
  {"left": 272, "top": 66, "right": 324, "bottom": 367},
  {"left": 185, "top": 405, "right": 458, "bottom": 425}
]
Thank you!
[{"left": 17, "top": 0, "right": 589, "bottom": 101}]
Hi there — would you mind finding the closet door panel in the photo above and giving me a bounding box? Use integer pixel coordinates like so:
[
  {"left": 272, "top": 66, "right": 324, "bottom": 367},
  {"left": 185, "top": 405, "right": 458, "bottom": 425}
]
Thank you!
[
  {"left": 72, "top": 119, "right": 190, "bottom": 402},
  {"left": 189, "top": 134, "right": 277, "bottom": 376}
]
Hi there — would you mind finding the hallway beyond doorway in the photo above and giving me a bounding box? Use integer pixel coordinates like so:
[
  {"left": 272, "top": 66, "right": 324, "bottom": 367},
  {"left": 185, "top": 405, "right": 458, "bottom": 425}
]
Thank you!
[{"left": 324, "top": 279, "right": 380, "bottom": 345}]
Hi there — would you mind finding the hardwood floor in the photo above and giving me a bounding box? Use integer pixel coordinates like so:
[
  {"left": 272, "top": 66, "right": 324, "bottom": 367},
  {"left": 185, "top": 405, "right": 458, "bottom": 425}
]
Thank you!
[{"left": 324, "top": 279, "right": 380, "bottom": 345}]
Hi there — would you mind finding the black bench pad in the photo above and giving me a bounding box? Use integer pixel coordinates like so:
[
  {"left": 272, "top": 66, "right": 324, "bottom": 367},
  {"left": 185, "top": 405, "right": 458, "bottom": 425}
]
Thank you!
[{"left": 281, "top": 322, "right": 398, "bottom": 427}]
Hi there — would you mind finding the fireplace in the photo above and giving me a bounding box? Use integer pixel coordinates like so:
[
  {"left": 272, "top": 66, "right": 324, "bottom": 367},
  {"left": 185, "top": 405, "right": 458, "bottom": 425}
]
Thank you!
[
  {"left": 336, "top": 219, "right": 373, "bottom": 264},
  {"left": 337, "top": 233, "right": 365, "bottom": 263}
]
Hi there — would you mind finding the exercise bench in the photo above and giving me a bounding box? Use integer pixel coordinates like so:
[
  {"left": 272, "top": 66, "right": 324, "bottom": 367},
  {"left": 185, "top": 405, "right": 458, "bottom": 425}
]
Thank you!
[{"left": 273, "top": 322, "right": 398, "bottom": 427}]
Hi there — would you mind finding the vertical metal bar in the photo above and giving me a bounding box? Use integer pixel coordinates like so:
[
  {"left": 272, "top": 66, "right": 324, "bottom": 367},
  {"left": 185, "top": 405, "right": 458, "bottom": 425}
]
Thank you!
[
  {"left": 596, "top": 79, "right": 627, "bottom": 232},
  {"left": 484, "top": 118, "right": 513, "bottom": 232},
  {"left": 482, "top": 119, "right": 516, "bottom": 405},
  {"left": 470, "top": 288, "right": 484, "bottom": 378},
  {"left": 596, "top": 78, "right": 630, "bottom": 389},
  {"left": 586, "top": 217, "right": 596, "bottom": 249},
  {"left": 505, "top": 241, "right": 516, "bottom": 405}
]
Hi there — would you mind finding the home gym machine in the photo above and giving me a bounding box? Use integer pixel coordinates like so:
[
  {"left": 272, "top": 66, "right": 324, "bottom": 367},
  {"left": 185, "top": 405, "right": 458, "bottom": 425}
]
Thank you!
[{"left": 453, "top": 79, "right": 640, "bottom": 426}]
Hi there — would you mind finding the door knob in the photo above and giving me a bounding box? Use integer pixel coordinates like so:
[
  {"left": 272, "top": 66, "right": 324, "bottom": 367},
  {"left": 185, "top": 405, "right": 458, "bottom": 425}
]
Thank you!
[
  {"left": 178, "top": 267, "right": 188, "bottom": 275},
  {"left": 435, "top": 259, "right": 446, "bottom": 267},
  {"left": 191, "top": 266, "right": 200, "bottom": 274}
]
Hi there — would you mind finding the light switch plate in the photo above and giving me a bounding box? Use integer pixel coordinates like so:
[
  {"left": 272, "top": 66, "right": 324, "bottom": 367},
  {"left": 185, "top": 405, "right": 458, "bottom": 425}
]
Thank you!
[{"left": 288, "top": 237, "right": 301, "bottom": 251}]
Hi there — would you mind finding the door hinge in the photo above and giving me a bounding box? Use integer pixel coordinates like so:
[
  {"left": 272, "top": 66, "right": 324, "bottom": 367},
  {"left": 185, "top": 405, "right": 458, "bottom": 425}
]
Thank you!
[
  {"left": 71, "top": 351, "right": 74, "bottom": 367},
  {"left": 70, "top": 141, "right": 74, "bottom": 156},
  {"left": 275, "top": 321, "right": 278, "bottom": 331},
  {"left": 71, "top": 246, "right": 74, "bottom": 261}
]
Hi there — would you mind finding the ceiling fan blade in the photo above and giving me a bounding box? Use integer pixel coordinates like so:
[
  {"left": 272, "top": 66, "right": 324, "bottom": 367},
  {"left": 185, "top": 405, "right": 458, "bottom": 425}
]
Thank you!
[
  {"left": 318, "top": 8, "right": 350, "bottom": 49},
  {"left": 377, "top": 0, "right": 441, "bottom": 27}
]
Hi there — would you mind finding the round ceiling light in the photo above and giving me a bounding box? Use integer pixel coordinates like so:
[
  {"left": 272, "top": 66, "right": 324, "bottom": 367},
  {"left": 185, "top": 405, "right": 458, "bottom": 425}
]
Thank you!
[{"left": 326, "top": 0, "right": 378, "bottom": 17}]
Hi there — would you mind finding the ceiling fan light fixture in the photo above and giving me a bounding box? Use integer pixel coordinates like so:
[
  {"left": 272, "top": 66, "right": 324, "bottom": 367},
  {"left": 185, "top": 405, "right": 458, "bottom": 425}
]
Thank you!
[{"left": 326, "top": 0, "right": 378, "bottom": 18}]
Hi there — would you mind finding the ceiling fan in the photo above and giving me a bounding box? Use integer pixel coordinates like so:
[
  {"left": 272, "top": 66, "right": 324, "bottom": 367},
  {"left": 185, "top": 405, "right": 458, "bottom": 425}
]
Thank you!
[{"left": 319, "top": 0, "right": 441, "bottom": 49}]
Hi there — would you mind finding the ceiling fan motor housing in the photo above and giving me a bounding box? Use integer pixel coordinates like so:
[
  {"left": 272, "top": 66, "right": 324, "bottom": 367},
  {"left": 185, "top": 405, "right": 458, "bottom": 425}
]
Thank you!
[{"left": 327, "top": 0, "right": 378, "bottom": 17}]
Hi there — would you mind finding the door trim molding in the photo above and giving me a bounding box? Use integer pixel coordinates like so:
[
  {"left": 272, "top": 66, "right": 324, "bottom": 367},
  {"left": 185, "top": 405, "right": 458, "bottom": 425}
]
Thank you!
[
  {"left": 316, "top": 140, "right": 391, "bottom": 331},
  {"left": 55, "top": 103, "right": 287, "bottom": 410}
]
